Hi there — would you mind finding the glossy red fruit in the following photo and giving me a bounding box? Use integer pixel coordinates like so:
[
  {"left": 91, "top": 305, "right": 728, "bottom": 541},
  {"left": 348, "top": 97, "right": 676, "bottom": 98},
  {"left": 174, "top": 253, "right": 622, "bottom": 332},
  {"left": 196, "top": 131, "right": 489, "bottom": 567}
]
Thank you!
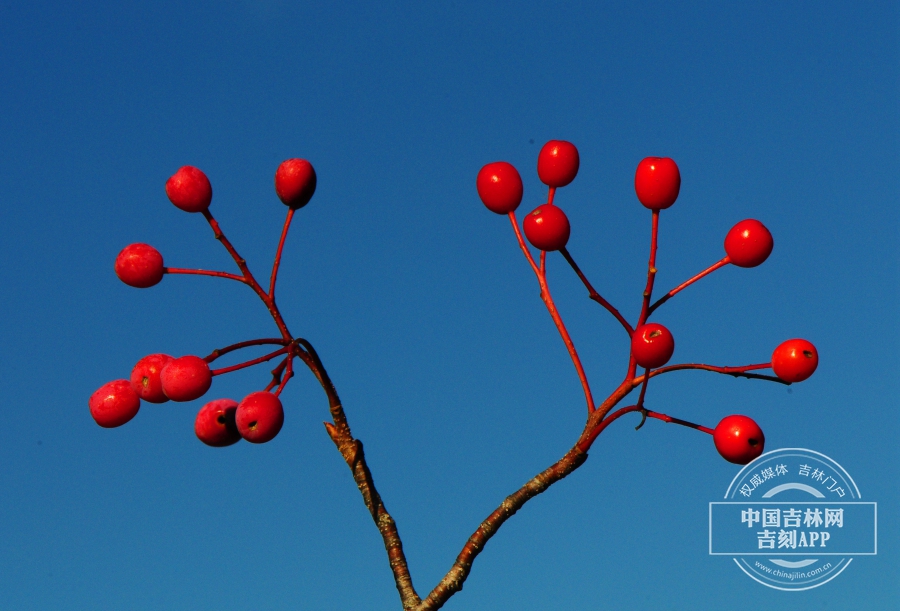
[
  {"left": 236, "top": 391, "right": 284, "bottom": 444},
  {"left": 275, "top": 159, "right": 317, "bottom": 209},
  {"left": 631, "top": 323, "right": 675, "bottom": 369},
  {"left": 165, "top": 166, "right": 212, "bottom": 213},
  {"left": 160, "top": 356, "right": 212, "bottom": 402},
  {"left": 523, "top": 204, "right": 570, "bottom": 251},
  {"left": 634, "top": 157, "right": 681, "bottom": 210},
  {"left": 115, "top": 243, "right": 164, "bottom": 288},
  {"left": 129, "top": 354, "right": 173, "bottom": 403},
  {"left": 771, "top": 339, "right": 818, "bottom": 383},
  {"left": 537, "top": 140, "right": 579, "bottom": 188},
  {"left": 89, "top": 380, "right": 141, "bottom": 428},
  {"left": 194, "top": 399, "right": 241, "bottom": 447},
  {"left": 476, "top": 162, "right": 523, "bottom": 214},
  {"left": 724, "top": 219, "right": 774, "bottom": 267},
  {"left": 714, "top": 415, "right": 765, "bottom": 464}
]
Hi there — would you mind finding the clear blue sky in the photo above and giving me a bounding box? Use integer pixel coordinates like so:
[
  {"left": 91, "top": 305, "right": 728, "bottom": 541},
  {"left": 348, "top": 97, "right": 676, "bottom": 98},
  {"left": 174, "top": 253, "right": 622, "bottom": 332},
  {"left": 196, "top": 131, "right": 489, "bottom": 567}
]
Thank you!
[{"left": 1, "top": 2, "right": 896, "bottom": 609}]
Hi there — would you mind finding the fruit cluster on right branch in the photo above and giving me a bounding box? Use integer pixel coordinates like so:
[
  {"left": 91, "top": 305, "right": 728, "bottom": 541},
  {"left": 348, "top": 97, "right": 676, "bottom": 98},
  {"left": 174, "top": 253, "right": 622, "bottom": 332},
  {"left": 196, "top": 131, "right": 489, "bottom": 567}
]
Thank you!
[{"left": 477, "top": 141, "right": 818, "bottom": 464}]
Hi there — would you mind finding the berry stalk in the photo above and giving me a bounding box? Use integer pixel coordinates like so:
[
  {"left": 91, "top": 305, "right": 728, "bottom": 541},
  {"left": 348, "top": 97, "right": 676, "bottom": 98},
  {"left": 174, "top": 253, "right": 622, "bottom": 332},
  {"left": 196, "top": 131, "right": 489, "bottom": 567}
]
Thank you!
[
  {"left": 204, "top": 338, "right": 290, "bottom": 362},
  {"left": 647, "top": 256, "right": 730, "bottom": 315},
  {"left": 559, "top": 247, "right": 633, "bottom": 335},
  {"left": 164, "top": 267, "right": 248, "bottom": 283},
  {"left": 546, "top": 186, "right": 557, "bottom": 205},
  {"left": 209, "top": 346, "right": 290, "bottom": 376},
  {"left": 637, "top": 209, "right": 660, "bottom": 327},
  {"left": 201, "top": 209, "right": 293, "bottom": 341},
  {"left": 643, "top": 362, "right": 783, "bottom": 384},
  {"left": 273, "top": 349, "right": 295, "bottom": 396},
  {"left": 269, "top": 207, "right": 296, "bottom": 300},
  {"left": 264, "top": 357, "right": 289, "bottom": 392},
  {"left": 508, "top": 213, "right": 596, "bottom": 414}
]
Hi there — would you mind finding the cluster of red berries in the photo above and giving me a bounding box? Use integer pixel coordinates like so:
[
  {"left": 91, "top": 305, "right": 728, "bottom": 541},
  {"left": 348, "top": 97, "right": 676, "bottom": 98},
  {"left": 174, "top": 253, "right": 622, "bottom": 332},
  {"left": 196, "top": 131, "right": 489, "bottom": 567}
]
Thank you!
[
  {"left": 91, "top": 159, "right": 318, "bottom": 446},
  {"left": 477, "top": 141, "right": 818, "bottom": 465},
  {"left": 477, "top": 144, "right": 776, "bottom": 263}
]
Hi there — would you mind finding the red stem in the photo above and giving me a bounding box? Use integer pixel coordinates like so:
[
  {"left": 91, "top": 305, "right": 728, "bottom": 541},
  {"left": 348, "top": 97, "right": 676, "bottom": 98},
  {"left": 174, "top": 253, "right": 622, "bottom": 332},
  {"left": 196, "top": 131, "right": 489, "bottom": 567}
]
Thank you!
[
  {"left": 626, "top": 210, "right": 661, "bottom": 382},
  {"left": 641, "top": 362, "right": 780, "bottom": 383},
  {"left": 637, "top": 210, "right": 660, "bottom": 327},
  {"left": 577, "top": 404, "right": 639, "bottom": 451},
  {"left": 201, "top": 209, "right": 292, "bottom": 341},
  {"left": 508, "top": 213, "right": 595, "bottom": 414},
  {"left": 645, "top": 411, "right": 715, "bottom": 435},
  {"left": 204, "top": 338, "right": 290, "bottom": 362},
  {"left": 201, "top": 210, "right": 261, "bottom": 291},
  {"left": 269, "top": 207, "right": 295, "bottom": 299},
  {"left": 559, "top": 247, "right": 634, "bottom": 336},
  {"left": 264, "top": 357, "right": 289, "bottom": 392},
  {"left": 274, "top": 348, "right": 295, "bottom": 397},
  {"left": 164, "top": 267, "right": 247, "bottom": 283},
  {"left": 210, "top": 346, "right": 289, "bottom": 376},
  {"left": 577, "top": 404, "right": 713, "bottom": 452},
  {"left": 507, "top": 212, "right": 540, "bottom": 275},
  {"left": 647, "top": 256, "right": 731, "bottom": 316}
]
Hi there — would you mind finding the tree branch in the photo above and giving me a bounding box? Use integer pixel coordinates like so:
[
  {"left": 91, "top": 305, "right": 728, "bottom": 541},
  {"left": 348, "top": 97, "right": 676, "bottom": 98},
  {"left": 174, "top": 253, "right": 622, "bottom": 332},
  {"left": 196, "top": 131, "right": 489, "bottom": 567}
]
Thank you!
[
  {"left": 297, "top": 339, "right": 421, "bottom": 610},
  {"left": 416, "top": 446, "right": 587, "bottom": 611}
]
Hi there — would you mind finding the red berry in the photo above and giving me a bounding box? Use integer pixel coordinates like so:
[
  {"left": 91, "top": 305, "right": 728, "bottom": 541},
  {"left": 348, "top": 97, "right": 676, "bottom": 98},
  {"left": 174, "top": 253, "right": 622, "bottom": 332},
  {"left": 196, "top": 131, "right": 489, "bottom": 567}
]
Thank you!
[
  {"left": 771, "top": 339, "right": 818, "bottom": 383},
  {"left": 631, "top": 323, "right": 675, "bottom": 369},
  {"left": 89, "top": 380, "right": 141, "bottom": 428},
  {"left": 160, "top": 356, "right": 212, "bottom": 402},
  {"left": 537, "top": 140, "right": 579, "bottom": 188},
  {"left": 714, "top": 415, "right": 765, "bottom": 464},
  {"left": 724, "top": 219, "right": 774, "bottom": 268},
  {"left": 275, "top": 159, "right": 317, "bottom": 209},
  {"left": 115, "top": 243, "right": 164, "bottom": 288},
  {"left": 130, "top": 354, "right": 173, "bottom": 403},
  {"left": 476, "top": 162, "right": 523, "bottom": 214},
  {"left": 235, "top": 391, "right": 284, "bottom": 444},
  {"left": 523, "top": 204, "right": 570, "bottom": 251},
  {"left": 165, "top": 166, "right": 212, "bottom": 213},
  {"left": 194, "top": 399, "right": 241, "bottom": 447},
  {"left": 634, "top": 157, "right": 681, "bottom": 210}
]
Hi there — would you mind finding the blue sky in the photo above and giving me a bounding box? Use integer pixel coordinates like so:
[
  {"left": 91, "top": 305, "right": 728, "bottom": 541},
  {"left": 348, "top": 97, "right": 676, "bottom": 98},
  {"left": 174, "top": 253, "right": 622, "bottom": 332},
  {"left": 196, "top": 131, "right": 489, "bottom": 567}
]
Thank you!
[{"left": 1, "top": 1, "right": 897, "bottom": 609}]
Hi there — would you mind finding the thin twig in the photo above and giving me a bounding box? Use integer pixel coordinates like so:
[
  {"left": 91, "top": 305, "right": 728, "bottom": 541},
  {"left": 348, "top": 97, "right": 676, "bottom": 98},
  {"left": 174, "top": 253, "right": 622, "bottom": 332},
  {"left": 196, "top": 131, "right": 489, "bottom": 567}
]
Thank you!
[
  {"left": 264, "top": 357, "right": 288, "bottom": 392},
  {"left": 559, "top": 247, "right": 634, "bottom": 336},
  {"left": 273, "top": 348, "right": 294, "bottom": 396},
  {"left": 641, "top": 362, "right": 786, "bottom": 385},
  {"left": 269, "top": 207, "right": 295, "bottom": 299},
  {"left": 637, "top": 209, "right": 660, "bottom": 327},
  {"left": 201, "top": 209, "right": 292, "bottom": 340},
  {"left": 508, "top": 214, "right": 596, "bottom": 414},
  {"left": 507, "top": 212, "right": 539, "bottom": 276},
  {"left": 204, "top": 338, "right": 290, "bottom": 362},
  {"left": 209, "top": 347, "right": 289, "bottom": 376},
  {"left": 164, "top": 267, "right": 247, "bottom": 284},
  {"left": 644, "top": 410, "right": 714, "bottom": 435},
  {"left": 647, "top": 256, "right": 730, "bottom": 316}
]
